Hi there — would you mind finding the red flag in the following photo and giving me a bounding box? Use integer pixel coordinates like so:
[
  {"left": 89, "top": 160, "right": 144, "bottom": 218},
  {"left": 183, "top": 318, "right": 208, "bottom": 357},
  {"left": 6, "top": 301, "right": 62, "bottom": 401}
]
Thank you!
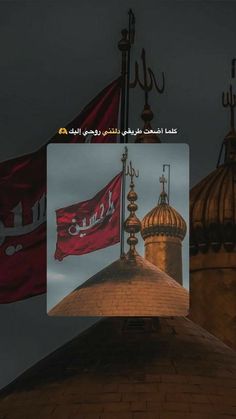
[
  {"left": 0, "top": 148, "right": 46, "bottom": 303},
  {"left": 52, "top": 77, "right": 121, "bottom": 143},
  {"left": 55, "top": 172, "right": 122, "bottom": 261},
  {"left": 0, "top": 78, "right": 121, "bottom": 303}
]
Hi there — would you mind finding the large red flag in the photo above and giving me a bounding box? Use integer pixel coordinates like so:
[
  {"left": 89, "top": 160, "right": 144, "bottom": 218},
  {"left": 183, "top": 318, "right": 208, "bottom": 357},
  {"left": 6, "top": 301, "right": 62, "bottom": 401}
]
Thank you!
[
  {"left": 0, "top": 78, "right": 121, "bottom": 303},
  {"left": 55, "top": 172, "right": 122, "bottom": 261},
  {"left": 0, "top": 148, "right": 46, "bottom": 303}
]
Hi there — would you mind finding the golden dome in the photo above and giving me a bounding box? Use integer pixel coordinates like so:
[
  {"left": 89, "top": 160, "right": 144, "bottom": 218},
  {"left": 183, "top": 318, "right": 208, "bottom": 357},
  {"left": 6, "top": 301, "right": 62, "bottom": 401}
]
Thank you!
[
  {"left": 49, "top": 253, "right": 189, "bottom": 316},
  {"left": 190, "top": 129, "right": 236, "bottom": 255},
  {"left": 141, "top": 176, "right": 187, "bottom": 241},
  {"left": 191, "top": 85, "right": 236, "bottom": 255},
  {"left": 142, "top": 204, "right": 187, "bottom": 240},
  {"left": 1, "top": 317, "right": 236, "bottom": 418}
]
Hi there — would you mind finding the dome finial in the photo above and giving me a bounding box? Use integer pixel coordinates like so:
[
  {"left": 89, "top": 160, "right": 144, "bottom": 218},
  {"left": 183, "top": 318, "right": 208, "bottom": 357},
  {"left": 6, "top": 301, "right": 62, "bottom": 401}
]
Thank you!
[
  {"left": 129, "top": 48, "right": 165, "bottom": 144},
  {"left": 219, "top": 84, "right": 236, "bottom": 164},
  {"left": 159, "top": 174, "right": 168, "bottom": 204},
  {"left": 124, "top": 161, "right": 141, "bottom": 259},
  {"left": 222, "top": 84, "right": 236, "bottom": 132},
  {"left": 130, "top": 48, "right": 165, "bottom": 105}
]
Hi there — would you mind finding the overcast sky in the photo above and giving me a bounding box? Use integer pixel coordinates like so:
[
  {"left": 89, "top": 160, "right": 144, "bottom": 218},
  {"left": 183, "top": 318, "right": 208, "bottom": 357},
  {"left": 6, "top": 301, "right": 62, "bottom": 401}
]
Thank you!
[
  {"left": 0, "top": 1, "right": 236, "bottom": 390},
  {"left": 47, "top": 144, "right": 189, "bottom": 311}
]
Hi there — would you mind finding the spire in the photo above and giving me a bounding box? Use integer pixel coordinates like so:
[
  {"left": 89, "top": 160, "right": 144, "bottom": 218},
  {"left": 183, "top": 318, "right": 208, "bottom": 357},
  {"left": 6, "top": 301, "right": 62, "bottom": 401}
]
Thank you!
[
  {"left": 158, "top": 174, "right": 168, "bottom": 204},
  {"left": 124, "top": 161, "right": 141, "bottom": 259},
  {"left": 129, "top": 48, "right": 165, "bottom": 143}
]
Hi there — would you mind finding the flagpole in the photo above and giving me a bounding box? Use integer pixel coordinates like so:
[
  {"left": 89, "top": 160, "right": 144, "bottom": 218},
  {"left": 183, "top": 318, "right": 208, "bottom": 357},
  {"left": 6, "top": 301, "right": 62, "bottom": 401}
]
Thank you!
[
  {"left": 118, "top": 10, "right": 135, "bottom": 144},
  {"left": 125, "top": 9, "right": 135, "bottom": 144},
  {"left": 120, "top": 146, "right": 128, "bottom": 257},
  {"left": 118, "top": 30, "right": 129, "bottom": 144}
]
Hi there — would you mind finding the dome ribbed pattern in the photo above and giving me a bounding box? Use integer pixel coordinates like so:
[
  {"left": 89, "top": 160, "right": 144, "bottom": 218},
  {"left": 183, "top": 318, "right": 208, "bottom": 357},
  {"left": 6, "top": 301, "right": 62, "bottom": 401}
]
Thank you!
[
  {"left": 141, "top": 202, "right": 187, "bottom": 240},
  {"left": 190, "top": 162, "right": 236, "bottom": 254}
]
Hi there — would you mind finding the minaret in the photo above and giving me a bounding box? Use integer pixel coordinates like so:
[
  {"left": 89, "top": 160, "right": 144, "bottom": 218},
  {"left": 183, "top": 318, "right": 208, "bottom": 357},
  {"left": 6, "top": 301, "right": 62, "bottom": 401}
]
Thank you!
[
  {"left": 190, "top": 83, "right": 236, "bottom": 350},
  {"left": 141, "top": 172, "right": 187, "bottom": 285}
]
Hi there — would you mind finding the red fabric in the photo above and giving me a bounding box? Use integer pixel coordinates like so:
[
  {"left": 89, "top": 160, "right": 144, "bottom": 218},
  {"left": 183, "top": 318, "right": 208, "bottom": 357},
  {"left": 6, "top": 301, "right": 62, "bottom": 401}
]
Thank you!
[
  {"left": 52, "top": 77, "right": 121, "bottom": 143},
  {"left": 0, "top": 148, "right": 46, "bottom": 303},
  {"left": 0, "top": 78, "right": 121, "bottom": 303},
  {"left": 55, "top": 173, "right": 122, "bottom": 260}
]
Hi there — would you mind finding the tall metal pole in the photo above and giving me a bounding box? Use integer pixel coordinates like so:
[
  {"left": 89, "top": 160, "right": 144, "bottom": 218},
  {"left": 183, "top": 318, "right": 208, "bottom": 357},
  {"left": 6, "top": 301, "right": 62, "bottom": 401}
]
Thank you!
[
  {"left": 232, "top": 58, "right": 236, "bottom": 79},
  {"left": 125, "top": 9, "right": 135, "bottom": 144},
  {"left": 118, "top": 30, "right": 129, "bottom": 144},
  {"left": 120, "top": 146, "right": 128, "bottom": 257}
]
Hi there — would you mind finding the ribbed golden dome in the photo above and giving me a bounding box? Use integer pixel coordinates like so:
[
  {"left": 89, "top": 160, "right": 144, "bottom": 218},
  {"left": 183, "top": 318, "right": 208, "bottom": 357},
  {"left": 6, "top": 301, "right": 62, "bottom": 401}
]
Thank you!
[
  {"left": 190, "top": 129, "right": 236, "bottom": 255},
  {"left": 141, "top": 182, "right": 187, "bottom": 240}
]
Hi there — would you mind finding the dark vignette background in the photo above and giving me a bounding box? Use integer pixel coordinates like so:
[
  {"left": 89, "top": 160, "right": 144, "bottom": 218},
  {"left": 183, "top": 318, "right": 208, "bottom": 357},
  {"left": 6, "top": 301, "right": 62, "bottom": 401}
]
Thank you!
[{"left": 0, "top": 1, "right": 235, "bottom": 389}]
